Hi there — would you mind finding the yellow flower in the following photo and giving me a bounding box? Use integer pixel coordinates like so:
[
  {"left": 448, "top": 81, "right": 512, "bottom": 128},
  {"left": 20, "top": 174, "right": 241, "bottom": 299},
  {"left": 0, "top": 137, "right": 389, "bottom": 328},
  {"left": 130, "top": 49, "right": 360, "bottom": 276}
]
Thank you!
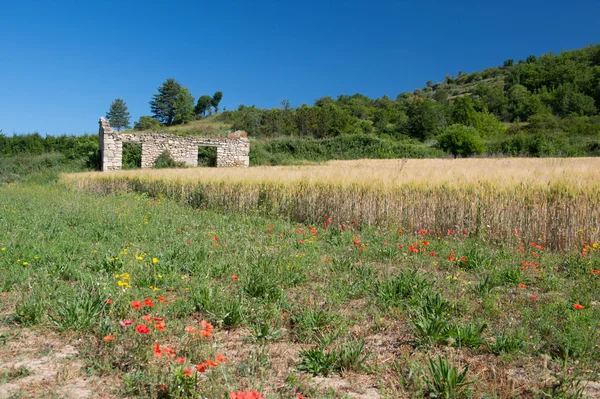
[
  {"left": 152, "top": 258, "right": 159, "bottom": 264},
  {"left": 137, "top": 256, "right": 143, "bottom": 261},
  {"left": 23, "top": 262, "right": 28, "bottom": 265},
  {"left": 158, "top": 275, "right": 163, "bottom": 279},
  {"left": 1, "top": 248, "right": 6, "bottom": 251},
  {"left": 34, "top": 256, "right": 39, "bottom": 260}
]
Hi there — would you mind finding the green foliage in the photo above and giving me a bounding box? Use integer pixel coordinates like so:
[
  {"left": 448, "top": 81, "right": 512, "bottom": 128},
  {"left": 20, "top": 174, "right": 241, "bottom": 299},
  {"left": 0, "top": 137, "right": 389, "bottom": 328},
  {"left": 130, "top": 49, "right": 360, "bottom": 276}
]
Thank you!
[
  {"left": 122, "top": 143, "right": 142, "bottom": 169},
  {"left": 405, "top": 98, "right": 445, "bottom": 140},
  {"left": 438, "top": 125, "right": 485, "bottom": 157},
  {"left": 106, "top": 98, "right": 131, "bottom": 131},
  {"left": 173, "top": 87, "right": 195, "bottom": 125},
  {"left": 153, "top": 151, "right": 186, "bottom": 168},
  {"left": 195, "top": 95, "right": 213, "bottom": 117},
  {"left": 134, "top": 116, "right": 161, "bottom": 131},
  {"left": 211, "top": 91, "right": 223, "bottom": 113},
  {"left": 375, "top": 270, "right": 430, "bottom": 309},
  {"left": 150, "top": 78, "right": 182, "bottom": 126},
  {"left": 424, "top": 356, "right": 473, "bottom": 399},
  {"left": 297, "top": 339, "right": 371, "bottom": 376}
]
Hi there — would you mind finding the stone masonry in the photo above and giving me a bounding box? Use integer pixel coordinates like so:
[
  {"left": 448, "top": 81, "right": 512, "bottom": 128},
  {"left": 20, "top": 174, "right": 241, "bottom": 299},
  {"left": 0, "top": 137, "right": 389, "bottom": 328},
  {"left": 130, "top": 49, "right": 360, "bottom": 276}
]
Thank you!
[{"left": 99, "top": 118, "right": 249, "bottom": 171}]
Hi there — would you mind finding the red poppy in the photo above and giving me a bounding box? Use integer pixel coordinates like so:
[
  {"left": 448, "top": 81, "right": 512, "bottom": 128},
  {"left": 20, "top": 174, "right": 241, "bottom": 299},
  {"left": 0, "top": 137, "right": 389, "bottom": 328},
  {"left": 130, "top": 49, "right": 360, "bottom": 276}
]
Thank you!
[
  {"left": 131, "top": 300, "right": 143, "bottom": 309},
  {"left": 213, "top": 236, "right": 219, "bottom": 241},
  {"left": 231, "top": 275, "right": 239, "bottom": 281},
  {"left": 447, "top": 229, "right": 454, "bottom": 235},
  {"left": 421, "top": 241, "right": 429, "bottom": 246},
  {"left": 105, "top": 299, "right": 113, "bottom": 304},
  {"left": 157, "top": 295, "right": 167, "bottom": 303},
  {"left": 429, "top": 252, "right": 437, "bottom": 257},
  {"left": 216, "top": 354, "right": 227, "bottom": 363},
  {"left": 183, "top": 367, "right": 194, "bottom": 377},
  {"left": 206, "top": 359, "right": 218, "bottom": 367},
  {"left": 136, "top": 324, "right": 151, "bottom": 334},
  {"left": 103, "top": 335, "right": 115, "bottom": 342},
  {"left": 141, "top": 314, "right": 152, "bottom": 322},
  {"left": 153, "top": 343, "right": 162, "bottom": 358},
  {"left": 196, "top": 362, "right": 208, "bottom": 372},
  {"left": 530, "top": 295, "right": 538, "bottom": 300},
  {"left": 448, "top": 256, "right": 455, "bottom": 262},
  {"left": 120, "top": 319, "right": 134, "bottom": 327},
  {"left": 297, "top": 240, "right": 305, "bottom": 245},
  {"left": 176, "top": 357, "right": 186, "bottom": 365},
  {"left": 187, "top": 240, "right": 191, "bottom": 245},
  {"left": 185, "top": 326, "right": 195, "bottom": 333},
  {"left": 460, "top": 257, "right": 467, "bottom": 262},
  {"left": 144, "top": 298, "right": 154, "bottom": 308},
  {"left": 462, "top": 229, "right": 468, "bottom": 233},
  {"left": 154, "top": 322, "right": 166, "bottom": 331},
  {"left": 573, "top": 303, "right": 585, "bottom": 310},
  {"left": 353, "top": 237, "right": 360, "bottom": 246},
  {"left": 593, "top": 270, "right": 600, "bottom": 275},
  {"left": 518, "top": 283, "right": 527, "bottom": 288},
  {"left": 229, "top": 391, "right": 265, "bottom": 399}
]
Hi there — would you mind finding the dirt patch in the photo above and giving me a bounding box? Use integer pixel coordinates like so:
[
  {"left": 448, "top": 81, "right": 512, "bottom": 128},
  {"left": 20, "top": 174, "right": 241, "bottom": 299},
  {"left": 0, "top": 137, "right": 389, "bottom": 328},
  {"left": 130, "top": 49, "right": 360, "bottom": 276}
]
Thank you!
[{"left": 0, "top": 328, "right": 112, "bottom": 398}]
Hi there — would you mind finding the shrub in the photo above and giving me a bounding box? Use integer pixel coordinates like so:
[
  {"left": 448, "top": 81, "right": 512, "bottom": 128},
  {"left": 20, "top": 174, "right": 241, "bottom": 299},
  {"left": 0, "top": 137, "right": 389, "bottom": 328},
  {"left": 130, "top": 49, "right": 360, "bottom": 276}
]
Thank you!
[
  {"left": 438, "top": 124, "right": 485, "bottom": 157},
  {"left": 153, "top": 151, "right": 186, "bottom": 168},
  {"left": 134, "top": 116, "right": 161, "bottom": 131}
]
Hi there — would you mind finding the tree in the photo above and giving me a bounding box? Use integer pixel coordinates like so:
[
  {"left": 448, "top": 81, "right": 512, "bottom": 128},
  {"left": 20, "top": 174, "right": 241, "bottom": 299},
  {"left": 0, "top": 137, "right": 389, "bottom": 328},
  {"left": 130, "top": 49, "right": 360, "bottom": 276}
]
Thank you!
[
  {"left": 150, "top": 78, "right": 182, "bottom": 125},
  {"left": 174, "top": 87, "right": 195, "bottom": 124},
  {"left": 105, "top": 98, "right": 131, "bottom": 131},
  {"left": 212, "top": 91, "right": 223, "bottom": 113},
  {"left": 404, "top": 98, "right": 446, "bottom": 140},
  {"left": 450, "top": 96, "right": 477, "bottom": 126},
  {"left": 195, "top": 95, "right": 213, "bottom": 117},
  {"left": 134, "top": 116, "right": 161, "bottom": 131},
  {"left": 503, "top": 58, "right": 514, "bottom": 68},
  {"left": 438, "top": 125, "right": 485, "bottom": 157}
]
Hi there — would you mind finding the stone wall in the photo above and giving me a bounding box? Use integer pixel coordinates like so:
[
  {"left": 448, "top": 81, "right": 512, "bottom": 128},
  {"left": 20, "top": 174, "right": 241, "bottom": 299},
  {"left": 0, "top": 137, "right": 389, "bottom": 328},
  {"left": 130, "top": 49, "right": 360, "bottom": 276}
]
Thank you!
[{"left": 98, "top": 118, "right": 249, "bottom": 171}]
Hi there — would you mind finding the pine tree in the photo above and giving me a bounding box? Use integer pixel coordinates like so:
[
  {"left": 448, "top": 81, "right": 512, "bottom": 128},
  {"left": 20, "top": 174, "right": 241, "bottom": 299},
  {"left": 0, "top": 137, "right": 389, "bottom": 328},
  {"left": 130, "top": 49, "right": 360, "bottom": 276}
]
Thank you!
[
  {"left": 174, "top": 88, "right": 195, "bottom": 125},
  {"left": 105, "top": 98, "right": 131, "bottom": 131},
  {"left": 149, "top": 78, "right": 182, "bottom": 126}
]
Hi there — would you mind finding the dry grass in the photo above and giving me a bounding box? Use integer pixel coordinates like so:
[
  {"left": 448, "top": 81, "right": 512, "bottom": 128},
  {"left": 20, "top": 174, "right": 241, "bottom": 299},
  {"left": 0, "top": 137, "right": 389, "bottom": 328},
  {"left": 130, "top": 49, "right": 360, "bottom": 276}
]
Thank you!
[
  {"left": 69, "top": 158, "right": 600, "bottom": 189},
  {"left": 63, "top": 158, "right": 600, "bottom": 250}
]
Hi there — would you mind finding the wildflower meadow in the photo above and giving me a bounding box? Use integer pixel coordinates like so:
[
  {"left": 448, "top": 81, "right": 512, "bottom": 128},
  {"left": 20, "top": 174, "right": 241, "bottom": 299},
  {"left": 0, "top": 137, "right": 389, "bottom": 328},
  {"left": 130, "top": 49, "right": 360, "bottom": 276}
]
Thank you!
[{"left": 1, "top": 161, "right": 599, "bottom": 398}]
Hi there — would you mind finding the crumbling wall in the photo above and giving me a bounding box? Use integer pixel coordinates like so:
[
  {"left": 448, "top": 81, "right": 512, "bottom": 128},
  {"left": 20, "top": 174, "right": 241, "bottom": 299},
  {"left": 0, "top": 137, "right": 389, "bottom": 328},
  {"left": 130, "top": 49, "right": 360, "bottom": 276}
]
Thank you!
[{"left": 99, "top": 118, "right": 249, "bottom": 171}]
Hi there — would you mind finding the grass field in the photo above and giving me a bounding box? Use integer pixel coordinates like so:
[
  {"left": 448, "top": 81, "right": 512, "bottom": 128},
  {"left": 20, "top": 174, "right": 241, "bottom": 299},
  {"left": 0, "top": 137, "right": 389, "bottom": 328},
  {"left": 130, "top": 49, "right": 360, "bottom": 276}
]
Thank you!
[{"left": 1, "top": 160, "right": 600, "bottom": 398}]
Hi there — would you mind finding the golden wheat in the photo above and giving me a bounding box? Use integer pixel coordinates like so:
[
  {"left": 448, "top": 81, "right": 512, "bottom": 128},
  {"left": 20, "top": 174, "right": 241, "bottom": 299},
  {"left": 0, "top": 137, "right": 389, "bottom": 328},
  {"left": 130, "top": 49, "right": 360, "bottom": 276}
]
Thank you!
[{"left": 63, "top": 158, "right": 600, "bottom": 250}]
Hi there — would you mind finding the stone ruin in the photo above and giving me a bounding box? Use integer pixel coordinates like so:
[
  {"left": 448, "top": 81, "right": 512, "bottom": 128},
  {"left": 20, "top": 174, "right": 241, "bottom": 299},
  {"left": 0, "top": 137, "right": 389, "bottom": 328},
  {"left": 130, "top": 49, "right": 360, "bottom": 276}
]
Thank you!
[{"left": 98, "top": 118, "right": 249, "bottom": 171}]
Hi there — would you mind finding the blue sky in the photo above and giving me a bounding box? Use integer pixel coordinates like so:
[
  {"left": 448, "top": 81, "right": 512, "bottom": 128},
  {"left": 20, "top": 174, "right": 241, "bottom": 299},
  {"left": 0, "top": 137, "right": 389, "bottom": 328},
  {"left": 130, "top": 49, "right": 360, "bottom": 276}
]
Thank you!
[{"left": 1, "top": 0, "right": 599, "bottom": 135}]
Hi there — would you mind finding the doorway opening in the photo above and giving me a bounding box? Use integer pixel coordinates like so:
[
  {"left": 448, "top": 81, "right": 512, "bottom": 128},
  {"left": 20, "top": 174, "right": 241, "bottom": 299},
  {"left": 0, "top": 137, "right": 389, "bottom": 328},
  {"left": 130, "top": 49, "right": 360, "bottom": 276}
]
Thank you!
[
  {"left": 198, "top": 146, "right": 217, "bottom": 167},
  {"left": 122, "top": 143, "right": 142, "bottom": 169}
]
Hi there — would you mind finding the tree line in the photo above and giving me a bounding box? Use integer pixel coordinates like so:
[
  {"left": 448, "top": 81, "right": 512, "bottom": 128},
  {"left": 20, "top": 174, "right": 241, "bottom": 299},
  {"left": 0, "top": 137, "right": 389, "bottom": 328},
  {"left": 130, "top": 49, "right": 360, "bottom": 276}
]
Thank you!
[{"left": 104, "top": 78, "right": 223, "bottom": 131}]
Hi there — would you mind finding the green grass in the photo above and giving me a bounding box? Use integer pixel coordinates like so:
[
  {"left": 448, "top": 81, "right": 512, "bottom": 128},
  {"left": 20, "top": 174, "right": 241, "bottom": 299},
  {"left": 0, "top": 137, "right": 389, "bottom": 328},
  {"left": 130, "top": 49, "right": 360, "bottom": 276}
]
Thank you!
[{"left": 0, "top": 184, "right": 599, "bottom": 398}]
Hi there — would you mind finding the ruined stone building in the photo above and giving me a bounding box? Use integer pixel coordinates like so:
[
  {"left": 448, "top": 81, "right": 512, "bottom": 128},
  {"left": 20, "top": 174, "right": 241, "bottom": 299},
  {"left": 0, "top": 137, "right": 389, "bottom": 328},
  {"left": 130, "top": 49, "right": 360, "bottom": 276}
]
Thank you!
[{"left": 98, "top": 118, "right": 249, "bottom": 171}]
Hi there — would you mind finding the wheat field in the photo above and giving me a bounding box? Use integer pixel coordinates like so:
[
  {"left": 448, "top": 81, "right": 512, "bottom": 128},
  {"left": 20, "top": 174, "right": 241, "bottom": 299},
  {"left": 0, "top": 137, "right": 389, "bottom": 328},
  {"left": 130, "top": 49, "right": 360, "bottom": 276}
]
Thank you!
[{"left": 64, "top": 158, "right": 600, "bottom": 250}]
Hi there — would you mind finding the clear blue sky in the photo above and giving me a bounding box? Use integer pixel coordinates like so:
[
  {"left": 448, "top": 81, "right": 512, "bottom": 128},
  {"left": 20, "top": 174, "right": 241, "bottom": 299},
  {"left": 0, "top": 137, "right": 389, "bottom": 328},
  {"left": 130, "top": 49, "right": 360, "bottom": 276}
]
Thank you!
[{"left": 1, "top": 0, "right": 599, "bottom": 135}]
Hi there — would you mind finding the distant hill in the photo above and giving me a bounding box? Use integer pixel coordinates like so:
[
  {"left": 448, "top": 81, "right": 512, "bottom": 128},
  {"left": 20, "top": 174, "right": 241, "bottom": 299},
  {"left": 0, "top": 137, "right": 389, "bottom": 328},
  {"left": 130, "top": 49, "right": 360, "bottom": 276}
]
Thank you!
[{"left": 216, "top": 43, "right": 600, "bottom": 159}]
